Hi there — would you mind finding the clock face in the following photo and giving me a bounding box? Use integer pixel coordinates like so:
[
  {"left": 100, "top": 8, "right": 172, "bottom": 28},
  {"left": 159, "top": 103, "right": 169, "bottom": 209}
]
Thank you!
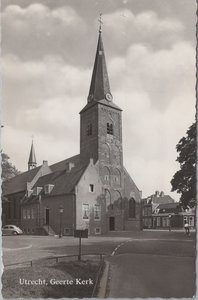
[{"left": 105, "top": 93, "right": 113, "bottom": 101}]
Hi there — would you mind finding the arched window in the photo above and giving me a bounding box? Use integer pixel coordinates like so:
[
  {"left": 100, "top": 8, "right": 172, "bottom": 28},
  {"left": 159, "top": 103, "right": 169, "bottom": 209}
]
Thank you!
[
  {"left": 113, "top": 168, "right": 121, "bottom": 186},
  {"left": 105, "top": 189, "right": 111, "bottom": 211},
  {"left": 102, "top": 166, "right": 110, "bottom": 184},
  {"left": 114, "top": 190, "right": 122, "bottom": 209},
  {"left": 129, "top": 198, "right": 136, "bottom": 218}
]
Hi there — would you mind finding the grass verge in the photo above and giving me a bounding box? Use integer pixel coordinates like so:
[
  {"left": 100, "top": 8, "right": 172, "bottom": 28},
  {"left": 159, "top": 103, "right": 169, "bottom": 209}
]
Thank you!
[{"left": 2, "top": 259, "right": 103, "bottom": 298}]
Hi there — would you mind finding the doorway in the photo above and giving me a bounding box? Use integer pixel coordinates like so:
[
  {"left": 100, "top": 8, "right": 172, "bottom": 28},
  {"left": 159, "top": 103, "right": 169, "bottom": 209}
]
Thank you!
[
  {"left": 109, "top": 217, "right": 115, "bottom": 231},
  {"left": 45, "top": 208, "right": 49, "bottom": 225}
]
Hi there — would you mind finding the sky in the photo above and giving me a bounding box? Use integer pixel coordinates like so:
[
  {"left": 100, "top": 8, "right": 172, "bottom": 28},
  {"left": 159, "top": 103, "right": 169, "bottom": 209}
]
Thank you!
[{"left": 1, "top": 0, "right": 196, "bottom": 200}]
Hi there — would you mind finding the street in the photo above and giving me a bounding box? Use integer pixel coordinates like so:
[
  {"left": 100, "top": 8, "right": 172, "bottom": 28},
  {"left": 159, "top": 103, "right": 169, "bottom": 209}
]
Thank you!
[
  {"left": 107, "top": 237, "right": 195, "bottom": 298},
  {"left": 2, "top": 230, "right": 196, "bottom": 298}
]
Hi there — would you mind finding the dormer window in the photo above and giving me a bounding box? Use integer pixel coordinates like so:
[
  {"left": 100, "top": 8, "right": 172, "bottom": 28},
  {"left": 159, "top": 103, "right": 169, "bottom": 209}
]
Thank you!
[
  {"left": 107, "top": 123, "right": 113, "bottom": 135},
  {"left": 87, "top": 123, "right": 92, "bottom": 136},
  {"left": 44, "top": 184, "right": 54, "bottom": 195},
  {"left": 32, "top": 187, "right": 42, "bottom": 196}
]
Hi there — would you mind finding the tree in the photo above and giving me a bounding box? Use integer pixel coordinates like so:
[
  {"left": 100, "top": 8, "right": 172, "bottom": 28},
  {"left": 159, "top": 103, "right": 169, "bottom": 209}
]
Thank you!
[
  {"left": 171, "top": 122, "right": 196, "bottom": 208},
  {"left": 1, "top": 152, "right": 21, "bottom": 182}
]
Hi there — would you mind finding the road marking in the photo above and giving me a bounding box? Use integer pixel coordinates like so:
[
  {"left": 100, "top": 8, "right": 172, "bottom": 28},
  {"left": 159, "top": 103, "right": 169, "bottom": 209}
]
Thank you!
[
  {"left": 111, "top": 240, "right": 131, "bottom": 256},
  {"left": 3, "top": 244, "right": 32, "bottom": 251}
]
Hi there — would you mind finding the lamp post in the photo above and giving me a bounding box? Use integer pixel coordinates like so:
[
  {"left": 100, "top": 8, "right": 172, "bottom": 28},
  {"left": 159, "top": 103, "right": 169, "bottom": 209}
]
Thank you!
[{"left": 59, "top": 206, "right": 64, "bottom": 238}]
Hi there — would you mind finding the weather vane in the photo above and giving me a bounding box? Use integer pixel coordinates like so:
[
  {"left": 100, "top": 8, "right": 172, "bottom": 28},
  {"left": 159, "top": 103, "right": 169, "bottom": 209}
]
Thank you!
[{"left": 98, "top": 13, "right": 103, "bottom": 33}]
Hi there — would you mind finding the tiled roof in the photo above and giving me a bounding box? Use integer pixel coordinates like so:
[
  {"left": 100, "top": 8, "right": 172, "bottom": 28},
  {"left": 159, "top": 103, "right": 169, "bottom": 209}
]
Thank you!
[
  {"left": 50, "top": 155, "right": 80, "bottom": 172},
  {"left": 23, "top": 164, "right": 88, "bottom": 205},
  {"left": 151, "top": 195, "right": 175, "bottom": 204},
  {"left": 3, "top": 166, "right": 42, "bottom": 195},
  {"left": 157, "top": 202, "right": 182, "bottom": 213}
]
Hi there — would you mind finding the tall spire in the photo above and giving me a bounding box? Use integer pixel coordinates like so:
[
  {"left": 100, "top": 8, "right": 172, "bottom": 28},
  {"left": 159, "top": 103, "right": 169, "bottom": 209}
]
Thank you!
[
  {"left": 28, "top": 138, "right": 37, "bottom": 170},
  {"left": 87, "top": 14, "right": 112, "bottom": 103}
]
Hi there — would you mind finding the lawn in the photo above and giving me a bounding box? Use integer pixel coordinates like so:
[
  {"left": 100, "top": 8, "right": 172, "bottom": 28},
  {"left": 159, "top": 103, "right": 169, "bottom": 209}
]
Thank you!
[{"left": 2, "top": 259, "right": 103, "bottom": 298}]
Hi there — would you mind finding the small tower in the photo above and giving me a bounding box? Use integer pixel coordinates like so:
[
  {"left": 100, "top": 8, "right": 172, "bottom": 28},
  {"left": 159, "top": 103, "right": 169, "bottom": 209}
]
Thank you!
[{"left": 28, "top": 139, "right": 37, "bottom": 170}]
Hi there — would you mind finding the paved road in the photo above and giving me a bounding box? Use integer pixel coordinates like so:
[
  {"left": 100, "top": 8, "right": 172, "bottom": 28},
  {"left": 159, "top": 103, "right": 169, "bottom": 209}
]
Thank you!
[
  {"left": 2, "top": 231, "right": 196, "bottom": 298},
  {"left": 107, "top": 237, "right": 196, "bottom": 298}
]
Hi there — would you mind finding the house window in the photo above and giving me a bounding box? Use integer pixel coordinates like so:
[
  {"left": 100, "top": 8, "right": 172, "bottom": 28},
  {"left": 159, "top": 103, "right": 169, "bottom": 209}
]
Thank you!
[
  {"left": 23, "top": 209, "right": 26, "bottom": 219},
  {"left": 13, "top": 200, "right": 17, "bottom": 218},
  {"left": 107, "top": 123, "right": 113, "bottom": 135},
  {"left": 189, "top": 217, "right": 194, "bottom": 227},
  {"left": 94, "top": 205, "right": 101, "bottom": 220},
  {"left": 87, "top": 123, "right": 92, "bottom": 136},
  {"left": 7, "top": 202, "right": 11, "bottom": 219},
  {"left": 27, "top": 208, "right": 31, "bottom": 219},
  {"left": 82, "top": 204, "right": 89, "bottom": 219},
  {"left": 157, "top": 217, "right": 161, "bottom": 227},
  {"left": 89, "top": 184, "right": 94, "bottom": 192},
  {"left": 31, "top": 208, "right": 34, "bottom": 219},
  {"left": 95, "top": 227, "right": 101, "bottom": 234},
  {"left": 64, "top": 228, "right": 70, "bottom": 235},
  {"left": 129, "top": 198, "right": 136, "bottom": 218}
]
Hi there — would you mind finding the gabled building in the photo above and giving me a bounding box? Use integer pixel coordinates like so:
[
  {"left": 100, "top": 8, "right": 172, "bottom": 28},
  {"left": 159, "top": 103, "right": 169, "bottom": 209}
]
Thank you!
[
  {"left": 2, "top": 26, "right": 142, "bottom": 235},
  {"left": 142, "top": 191, "right": 196, "bottom": 229}
]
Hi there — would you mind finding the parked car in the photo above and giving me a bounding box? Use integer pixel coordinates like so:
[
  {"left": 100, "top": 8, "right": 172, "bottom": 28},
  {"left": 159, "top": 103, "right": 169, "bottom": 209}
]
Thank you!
[{"left": 2, "top": 225, "right": 23, "bottom": 235}]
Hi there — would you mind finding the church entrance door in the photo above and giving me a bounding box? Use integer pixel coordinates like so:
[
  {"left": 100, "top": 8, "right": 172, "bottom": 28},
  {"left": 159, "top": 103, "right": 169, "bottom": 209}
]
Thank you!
[{"left": 109, "top": 217, "right": 115, "bottom": 231}]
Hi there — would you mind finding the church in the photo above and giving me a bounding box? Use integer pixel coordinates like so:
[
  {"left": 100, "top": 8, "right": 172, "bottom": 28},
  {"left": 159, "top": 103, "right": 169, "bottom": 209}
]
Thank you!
[{"left": 2, "top": 25, "right": 142, "bottom": 235}]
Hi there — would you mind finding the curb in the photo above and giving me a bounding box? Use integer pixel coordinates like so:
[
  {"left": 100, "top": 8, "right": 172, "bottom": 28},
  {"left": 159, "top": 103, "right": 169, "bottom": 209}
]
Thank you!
[{"left": 97, "top": 261, "right": 110, "bottom": 298}]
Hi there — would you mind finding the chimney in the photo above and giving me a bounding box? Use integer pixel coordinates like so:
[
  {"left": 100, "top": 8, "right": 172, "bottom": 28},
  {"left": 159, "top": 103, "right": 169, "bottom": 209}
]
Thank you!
[
  {"left": 155, "top": 190, "right": 159, "bottom": 197},
  {"left": 43, "top": 160, "right": 48, "bottom": 165},
  {"left": 66, "top": 162, "right": 75, "bottom": 172},
  {"left": 160, "top": 191, "right": 164, "bottom": 197}
]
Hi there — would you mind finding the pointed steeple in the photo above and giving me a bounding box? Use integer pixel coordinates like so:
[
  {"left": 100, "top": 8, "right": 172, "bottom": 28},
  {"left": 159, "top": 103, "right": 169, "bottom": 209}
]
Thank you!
[
  {"left": 87, "top": 16, "right": 111, "bottom": 103},
  {"left": 28, "top": 139, "right": 37, "bottom": 170}
]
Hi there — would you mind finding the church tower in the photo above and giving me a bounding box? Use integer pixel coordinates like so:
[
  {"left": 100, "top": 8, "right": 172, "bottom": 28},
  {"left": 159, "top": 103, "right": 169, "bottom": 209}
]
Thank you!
[
  {"left": 80, "top": 20, "right": 142, "bottom": 232},
  {"left": 80, "top": 22, "right": 124, "bottom": 201},
  {"left": 28, "top": 140, "right": 37, "bottom": 170}
]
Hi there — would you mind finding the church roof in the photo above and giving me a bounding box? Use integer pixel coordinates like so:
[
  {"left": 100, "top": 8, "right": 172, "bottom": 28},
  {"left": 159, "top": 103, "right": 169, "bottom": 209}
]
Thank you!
[
  {"left": 50, "top": 154, "right": 80, "bottom": 172},
  {"left": 88, "top": 31, "right": 111, "bottom": 102},
  {"left": 3, "top": 154, "right": 82, "bottom": 196},
  {"left": 28, "top": 141, "right": 36, "bottom": 165},
  {"left": 80, "top": 29, "right": 122, "bottom": 114},
  {"left": 23, "top": 163, "right": 87, "bottom": 204},
  {"left": 80, "top": 99, "right": 122, "bottom": 114},
  {"left": 36, "top": 164, "right": 87, "bottom": 195},
  {"left": 3, "top": 166, "right": 42, "bottom": 195}
]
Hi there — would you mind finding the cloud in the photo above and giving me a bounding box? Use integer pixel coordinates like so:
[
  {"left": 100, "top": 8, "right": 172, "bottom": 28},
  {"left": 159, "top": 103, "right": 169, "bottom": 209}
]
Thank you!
[
  {"left": 2, "top": 4, "right": 87, "bottom": 63},
  {"left": 2, "top": 54, "right": 91, "bottom": 132},
  {"left": 109, "top": 41, "right": 195, "bottom": 110},
  {"left": 101, "top": 9, "right": 185, "bottom": 53},
  {"left": 2, "top": 2, "right": 196, "bottom": 200},
  {"left": 107, "top": 39, "right": 195, "bottom": 199}
]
